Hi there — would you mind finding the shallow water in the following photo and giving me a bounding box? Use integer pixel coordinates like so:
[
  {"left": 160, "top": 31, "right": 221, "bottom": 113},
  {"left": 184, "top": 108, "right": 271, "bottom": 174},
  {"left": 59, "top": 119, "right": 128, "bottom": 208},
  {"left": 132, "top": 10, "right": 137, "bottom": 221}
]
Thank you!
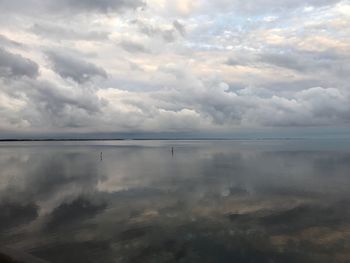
[{"left": 1, "top": 139, "right": 350, "bottom": 263}]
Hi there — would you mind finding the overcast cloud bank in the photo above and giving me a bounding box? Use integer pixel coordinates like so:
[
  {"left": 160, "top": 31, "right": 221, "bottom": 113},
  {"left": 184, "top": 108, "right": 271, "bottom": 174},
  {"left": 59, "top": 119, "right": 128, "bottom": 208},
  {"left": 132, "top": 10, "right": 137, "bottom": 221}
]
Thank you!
[{"left": 0, "top": 0, "right": 350, "bottom": 137}]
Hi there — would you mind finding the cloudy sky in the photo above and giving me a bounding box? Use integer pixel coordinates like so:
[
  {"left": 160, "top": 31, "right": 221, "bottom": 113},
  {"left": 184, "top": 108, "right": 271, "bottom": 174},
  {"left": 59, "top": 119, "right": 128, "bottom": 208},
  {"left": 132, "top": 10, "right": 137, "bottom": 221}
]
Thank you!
[{"left": 0, "top": 0, "right": 350, "bottom": 138}]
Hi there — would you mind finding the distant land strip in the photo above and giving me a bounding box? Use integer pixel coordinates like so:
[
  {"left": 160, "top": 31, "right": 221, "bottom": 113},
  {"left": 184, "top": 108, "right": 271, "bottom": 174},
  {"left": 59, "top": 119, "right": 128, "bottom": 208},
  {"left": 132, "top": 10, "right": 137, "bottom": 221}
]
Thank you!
[{"left": 0, "top": 138, "right": 308, "bottom": 142}]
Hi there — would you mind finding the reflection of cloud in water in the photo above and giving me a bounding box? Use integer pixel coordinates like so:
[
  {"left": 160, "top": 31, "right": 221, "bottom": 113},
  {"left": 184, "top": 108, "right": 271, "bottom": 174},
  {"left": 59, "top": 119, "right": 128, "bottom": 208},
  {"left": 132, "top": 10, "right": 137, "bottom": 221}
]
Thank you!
[
  {"left": 33, "top": 240, "right": 112, "bottom": 263},
  {"left": 0, "top": 149, "right": 106, "bottom": 213},
  {"left": 45, "top": 197, "right": 107, "bottom": 231},
  {"left": 1, "top": 141, "right": 350, "bottom": 262},
  {"left": 0, "top": 202, "right": 38, "bottom": 232}
]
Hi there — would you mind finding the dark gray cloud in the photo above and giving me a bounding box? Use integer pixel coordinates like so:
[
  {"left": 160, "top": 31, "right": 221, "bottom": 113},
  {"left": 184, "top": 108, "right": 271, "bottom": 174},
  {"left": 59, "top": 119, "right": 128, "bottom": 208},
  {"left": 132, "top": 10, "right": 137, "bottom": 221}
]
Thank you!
[
  {"left": 260, "top": 79, "right": 326, "bottom": 93},
  {"left": 154, "top": 65, "right": 350, "bottom": 128},
  {"left": 0, "top": 48, "right": 39, "bottom": 78},
  {"left": 25, "top": 80, "right": 104, "bottom": 127},
  {"left": 131, "top": 19, "right": 184, "bottom": 42},
  {"left": 51, "top": 0, "right": 145, "bottom": 13},
  {"left": 0, "top": 0, "right": 145, "bottom": 15},
  {"left": 227, "top": 49, "right": 350, "bottom": 82},
  {"left": 226, "top": 56, "right": 252, "bottom": 67},
  {"left": 259, "top": 52, "right": 306, "bottom": 71},
  {"left": 0, "top": 77, "right": 106, "bottom": 130},
  {"left": 0, "top": 34, "right": 23, "bottom": 47},
  {"left": 31, "top": 23, "right": 110, "bottom": 41},
  {"left": 119, "top": 40, "right": 150, "bottom": 53},
  {"left": 46, "top": 51, "right": 107, "bottom": 83},
  {"left": 161, "top": 29, "right": 177, "bottom": 42},
  {"left": 173, "top": 20, "right": 186, "bottom": 36},
  {"left": 245, "top": 87, "right": 350, "bottom": 127},
  {"left": 259, "top": 49, "right": 350, "bottom": 83}
]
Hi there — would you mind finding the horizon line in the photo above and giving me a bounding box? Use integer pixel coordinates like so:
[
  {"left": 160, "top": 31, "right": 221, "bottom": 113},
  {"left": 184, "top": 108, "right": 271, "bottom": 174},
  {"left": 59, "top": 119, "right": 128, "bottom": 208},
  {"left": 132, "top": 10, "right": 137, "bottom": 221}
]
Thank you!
[{"left": 0, "top": 137, "right": 345, "bottom": 142}]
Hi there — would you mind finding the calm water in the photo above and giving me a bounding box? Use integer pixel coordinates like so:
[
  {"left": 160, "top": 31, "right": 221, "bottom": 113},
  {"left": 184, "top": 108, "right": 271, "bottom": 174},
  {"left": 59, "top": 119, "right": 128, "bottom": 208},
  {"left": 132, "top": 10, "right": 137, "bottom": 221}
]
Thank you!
[{"left": 1, "top": 140, "right": 350, "bottom": 263}]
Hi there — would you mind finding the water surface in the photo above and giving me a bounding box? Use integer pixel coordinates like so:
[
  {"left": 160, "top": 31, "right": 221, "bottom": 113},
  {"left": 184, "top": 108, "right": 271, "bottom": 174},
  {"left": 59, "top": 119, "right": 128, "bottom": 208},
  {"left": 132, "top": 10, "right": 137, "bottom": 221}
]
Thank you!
[{"left": 1, "top": 140, "right": 350, "bottom": 263}]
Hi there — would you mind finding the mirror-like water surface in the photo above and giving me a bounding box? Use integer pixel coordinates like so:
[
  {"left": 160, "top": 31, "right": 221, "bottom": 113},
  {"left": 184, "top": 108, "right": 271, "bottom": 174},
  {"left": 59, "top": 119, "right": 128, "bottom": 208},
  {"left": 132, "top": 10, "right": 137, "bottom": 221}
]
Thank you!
[{"left": 1, "top": 140, "right": 350, "bottom": 263}]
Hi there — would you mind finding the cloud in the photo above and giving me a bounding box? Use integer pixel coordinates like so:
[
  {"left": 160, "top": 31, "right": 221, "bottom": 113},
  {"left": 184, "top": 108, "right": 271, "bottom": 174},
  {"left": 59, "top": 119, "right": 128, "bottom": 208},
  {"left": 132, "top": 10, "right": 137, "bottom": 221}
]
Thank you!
[
  {"left": 28, "top": 81, "right": 103, "bottom": 114},
  {"left": 226, "top": 54, "right": 256, "bottom": 67},
  {"left": 0, "top": 0, "right": 145, "bottom": 15},
  {"left": 259, "top": 52, "right": 306, "bottom": 71},
  {"left": 119, "top": 40, "right": 150, "bottom": 53},
  {"left": 130, "top": 19, "right": 184, "bottom": 42},
  {"left": 173, "top": 20, "right": 186, "bottom": 36},
  {"left": 1, "top": 61, "right": 350, "bottom": 135},
  {"left": 147, "top": 64, "right": 350, "bottom": 128},
  {"left": 0, "top": 48, "right": 39, "bottom": 79},
  {"left": 0, "top": 77, "right": 106, "bottom": 131},
  {"left": 258, "top": 49, "right": 350, "bottom": 75},
  {"left": 31, "top": 23, "right": 110, "bottom": 41},
  {"left": 0, "top": 0, "right": 349, "bottom": 136},
  {"left": 46, "top": 51, "right": 107, "bottom": 83},
  {"left": 205, "top": 0, "right": 342, "bottom": 14},
  {"left": 147, "top": 0, "right": 342, "bottom": 17},
  {"left": 244, "top": 87, "right": 350, "bottom": 127},
  {"left": 0, "top": 34, "right": 23, "bottom": 47},
  {"left": 51, "top": 0, "right": 145, "bottom": 13}
]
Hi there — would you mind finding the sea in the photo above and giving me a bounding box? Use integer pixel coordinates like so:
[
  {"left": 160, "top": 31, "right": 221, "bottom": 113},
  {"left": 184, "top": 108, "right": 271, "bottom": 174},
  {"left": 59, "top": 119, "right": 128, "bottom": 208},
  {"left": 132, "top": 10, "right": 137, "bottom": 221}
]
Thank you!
[{"left": 1, "top": 139, "right": 350, "bottom": 263}]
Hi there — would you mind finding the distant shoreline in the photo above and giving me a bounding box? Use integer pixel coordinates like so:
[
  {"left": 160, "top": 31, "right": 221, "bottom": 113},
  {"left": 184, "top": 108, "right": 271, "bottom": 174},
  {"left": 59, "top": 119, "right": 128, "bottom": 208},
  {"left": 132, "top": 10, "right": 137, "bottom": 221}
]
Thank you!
[
  {"left": 0, "top": 139, "right": 125, "bottom": 142},
  {"left": 0, "top": 138, "right": 318, "bottom": 142}
]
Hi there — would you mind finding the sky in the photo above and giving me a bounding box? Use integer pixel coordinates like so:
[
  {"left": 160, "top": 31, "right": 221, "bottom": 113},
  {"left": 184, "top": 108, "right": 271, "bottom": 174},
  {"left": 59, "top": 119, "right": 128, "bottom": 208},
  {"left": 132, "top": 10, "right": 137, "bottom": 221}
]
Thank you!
[{"left": 0, "top": 0, "right": 350, "bottom": 138}]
